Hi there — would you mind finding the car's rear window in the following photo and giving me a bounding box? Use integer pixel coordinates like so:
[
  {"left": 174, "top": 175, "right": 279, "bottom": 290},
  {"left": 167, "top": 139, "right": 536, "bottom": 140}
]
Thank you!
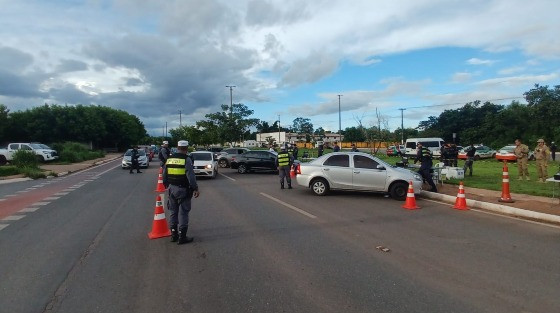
[
  {"left": 353, "top": 155, "right": 378, "bottom": 169},
  {"left": 324, "top": 155, "right": 349, "bottom": 167},
  {"left": 125, "top": 150, "right": 146, "bottom": 156}
]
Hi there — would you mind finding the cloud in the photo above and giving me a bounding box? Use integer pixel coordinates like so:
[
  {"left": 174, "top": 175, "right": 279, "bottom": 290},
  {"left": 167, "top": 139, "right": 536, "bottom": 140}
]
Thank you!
[
  {"left": 55, "top": 59, "right": 88, "bottom": 73},
  {"left": 280, "top": 52, "right": 339, "bottom": 87},
  {"left": 467, "top": 58, "right": 496, "bottom": 65},
  {"left": 0, "top": 46, "right": 34, "bottom": 73},
  {"left": 451, "top": 72, "right": 473, "bottom": 83}
]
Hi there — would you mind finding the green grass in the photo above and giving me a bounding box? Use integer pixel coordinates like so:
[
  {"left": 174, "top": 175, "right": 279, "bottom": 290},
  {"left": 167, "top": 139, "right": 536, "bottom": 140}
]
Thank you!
[{"left": 0, "top": 165, "right": 56, "bottom": 179}]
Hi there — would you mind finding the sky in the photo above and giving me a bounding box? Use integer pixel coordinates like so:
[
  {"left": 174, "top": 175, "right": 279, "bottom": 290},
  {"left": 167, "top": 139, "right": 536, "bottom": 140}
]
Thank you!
[{"left": 1, "top": 0, "right": 559, "bottom": 137}]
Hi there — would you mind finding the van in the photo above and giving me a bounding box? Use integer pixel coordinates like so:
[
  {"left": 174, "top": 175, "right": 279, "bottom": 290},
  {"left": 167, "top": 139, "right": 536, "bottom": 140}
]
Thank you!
[{"left": 404, "top": 137, "right": 445, "bottom": 157}]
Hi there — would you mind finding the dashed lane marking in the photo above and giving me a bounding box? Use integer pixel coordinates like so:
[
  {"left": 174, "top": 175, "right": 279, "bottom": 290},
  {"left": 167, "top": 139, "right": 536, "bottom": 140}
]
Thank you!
[
  {"left": 19, "top": 207, "right": 41, "bottom": 212},
  {"left": 2, "top": 215, "right": 25, "bottom": 221},
  {"left": 260, "top": 192, "right": 317, "bottom": 219},
  {"left": 32, "top": 202, "right": 50, "bottom": 206},
  {"left": 0, "top": 199, "right": 5, "bottom": 202},
  {"left": 53, "top": 192, "right": 69, "bottom": 196},
  {"left": 0, "top": 224, "right": 9, "bottom": 231},
  {"left": 16, "top": 190, "right": 28, "bottom": 193},
  {"left": 5, "top": 195, "right": 16, "bottom": 197},
  {"left": 43, "top": 197, "right": 60, "bottom": 201},
  {"left": 219, "top": 172, "right": 236, "bottom": 181}
]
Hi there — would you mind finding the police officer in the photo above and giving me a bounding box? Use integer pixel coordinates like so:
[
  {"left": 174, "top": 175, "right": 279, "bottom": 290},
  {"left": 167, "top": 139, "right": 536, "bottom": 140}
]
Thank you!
[
  {"left": 292, "top": 143, "right": 299, "bottom": 160},
  {"left": 276, "top": 145, "right": 293, "bottom": 189},
  {"left": 514, "top": 139, "right": 530, "bottom": 180},
  {"left": 550, "top": 141, "right": 557, "bottom": 161},
  {"left": 463, "top": 144, "right": 476, "bottom": 176},
  {"left": 162, "top": 140, "right": 200, "bottom": 245},
  {"left": 415, "top": 142, "right": 437, "bottom": 192},
  {"left": 129, "top": 146, "right": 142, "bottom": 174},
  {"left": 317, "top": 143, "right": 324, "bottom": 157},
  {"left": 158, "top": 141, "right": 171, "bottom": 167},
  {"left": 534, "top": 138, "right": 550, "bottom": 183}
]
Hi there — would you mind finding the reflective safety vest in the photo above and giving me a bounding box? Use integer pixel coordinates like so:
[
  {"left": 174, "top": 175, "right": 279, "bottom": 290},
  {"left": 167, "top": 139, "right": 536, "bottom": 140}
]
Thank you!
[
  {"left": 278, "top": 152, "right": 290, "bottom": 167},
  {"left": 165, "top": 153, "right": 189, "bottom": 187},
  {"left": 421, "top": 147, "right": 432, "bottom": 161}
]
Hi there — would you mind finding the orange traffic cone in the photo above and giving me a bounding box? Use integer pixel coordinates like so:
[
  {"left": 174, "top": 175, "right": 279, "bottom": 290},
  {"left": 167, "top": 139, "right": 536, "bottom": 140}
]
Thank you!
[
  {"left": 402, "top": 181, "right": 420, "bottom": 210},
  {"left": 290, "top": 166, "right": 296, "bottom": 178},
  {"left": 155, "top": 170, "right": 166, "bottom": 192},
  {"left": 452, "top": 182, "right": 468, "bottom": 210},
  {"left": 148, "top": 195, "right": 172, "bottom": 239},
  {"left": 296, "top": 163, "right": 301, "bottom": 174},
  {"left": 498, "top": 162, "right": 514, "bottom": 203}
]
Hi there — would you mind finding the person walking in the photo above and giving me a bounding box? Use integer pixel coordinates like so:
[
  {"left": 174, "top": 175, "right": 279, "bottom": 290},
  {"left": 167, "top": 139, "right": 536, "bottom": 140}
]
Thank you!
[
  {"left": 534, "top": 138, "right": 550, "bottom": 183},
  {"left": 463, "top": 144, "right": 476, "bottom": 176},
  {"left": 276, "top": 146, "right": 293, "bottom": 189},
  {"left": 333, "top": 142, "right": 340, "bottom": 152},
  {"left": 129, "top": 146, "right": 142, "bottom": 174},
  {"left": 415, "top": 142, "right": 437, "bottom": 192},
  {"left": 514, "top": 139, "right": 530, "bottom": 180},
  {"left": 550, "top": 141, "right": 557, "bottom": 161},
  {"left": 158, "top": 141, "right": 171, "bottom": 167},
  {"left": 163, "top": 140, "right": 200, "bottom": 245}
]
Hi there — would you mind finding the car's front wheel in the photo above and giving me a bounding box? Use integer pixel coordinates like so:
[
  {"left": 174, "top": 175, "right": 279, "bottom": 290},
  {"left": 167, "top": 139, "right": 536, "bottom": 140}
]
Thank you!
[
  {"left": 389, "top": 181, "right": 408, "bottom": 200},
  {"left": 218, "top": 159, "right": 228, "bottom": 168},
  {"left": 238, "top": 164, "right": 248, "bottom": 174},
  {"left": 311, "top": 178, "right": 329, "bottom": 196}
]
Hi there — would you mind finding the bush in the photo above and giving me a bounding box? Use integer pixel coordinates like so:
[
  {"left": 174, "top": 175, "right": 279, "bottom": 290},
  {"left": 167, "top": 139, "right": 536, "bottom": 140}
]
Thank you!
[
  {"left": 12, "top": 150, "right": 39, "bottom": 168},
  {"left": 0, "top": 166, "right": 20, "bottom": 176},
  {"left": 53, "top": 142, "right": 106, "bottom": 163},
  {"left": 18, "top": 166, "right": 46, "bottom": 179}
]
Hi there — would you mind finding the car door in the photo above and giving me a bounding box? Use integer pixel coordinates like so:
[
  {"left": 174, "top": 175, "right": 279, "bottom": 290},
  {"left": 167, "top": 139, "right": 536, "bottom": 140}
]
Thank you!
[
  {"left": 321, "top": 154, "right": 353, "bottom": 189},
  {"left": 243, "top": 152, "right": 259, "bottom": 168},
  {"left": 351, "top": 155, "right": 387, "bottom": 191}
]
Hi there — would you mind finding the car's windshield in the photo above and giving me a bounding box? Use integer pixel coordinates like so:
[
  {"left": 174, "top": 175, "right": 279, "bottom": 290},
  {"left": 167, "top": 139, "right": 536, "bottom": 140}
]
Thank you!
[
  {"left": 29, "top": 144, "right": 44, "bottom": 149},
  {"left": 191, "top": 153, "right": 212, "bottom": 161},
  {"left": 124, "top": 149, "right": 146, "bottom": 156},
  {"left": 39, "top": 144, "right": 51, "bottom": 149}
]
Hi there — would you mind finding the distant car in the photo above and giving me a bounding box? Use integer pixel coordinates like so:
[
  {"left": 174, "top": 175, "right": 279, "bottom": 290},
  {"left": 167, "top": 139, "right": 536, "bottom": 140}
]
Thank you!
[
  {"left": 217, "top": 148, "right": 250, "bottom": 168},
  {"left": 386, "top": 145, "right": 405, "bottom": 156},
  {"left": 230, "top": 150, "right": 278, "bottom": 174},
  {"left": 495, "top": 145, "right": 535, "bottom": 161},
  {"left": 296, "top": 152, "right": 423, "bottom": 200},
  {"left": 458, "top": 145, "right": 496, "bottom": 160},
  {"left": 122, "top": 149, "right": 149, "bottom": 169},
  {"left": 190, "top": 151, "right": 218, "bottom": 179}
]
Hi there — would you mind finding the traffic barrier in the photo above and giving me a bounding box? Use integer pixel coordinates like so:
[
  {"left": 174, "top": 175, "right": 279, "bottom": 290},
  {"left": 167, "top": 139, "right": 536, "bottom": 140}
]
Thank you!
[
  {"left": 452, "top": 181, "right": 468, "bottom": 210},
  {"left": 148, "top": 195, "right": 172, "bottom": 239},
  {"left": 498, "top": 162, "right": 515, "bottom": 203},
  {"left": 155, "top": 170, "right": 166, "bottom": 192},
  {"left": 402, "top": 181, "right": 420, "bottom": 210}
]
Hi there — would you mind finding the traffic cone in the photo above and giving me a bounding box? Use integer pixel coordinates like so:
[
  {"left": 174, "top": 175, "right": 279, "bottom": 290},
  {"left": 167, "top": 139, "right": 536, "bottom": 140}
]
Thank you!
[
  {"left": 148, "top": 195, "right": 172, "bottom": 239},
  {"left": 290, "top": 166, "right": 296, "bottom": 178},
  {"left": 155, "top": 170, "right": 166, "bottom": 192},
  {"left": 498, "top": 162, "right": 515, "bottom": 203},
  {"left": 452, "top": 181, "right": 468, "bottom": 210},
  {"left": 296, "top": 163, "right": 301, "bottom": 174},
  {"left": 402, "top": 181, "right": 420, "bottom": 210}
]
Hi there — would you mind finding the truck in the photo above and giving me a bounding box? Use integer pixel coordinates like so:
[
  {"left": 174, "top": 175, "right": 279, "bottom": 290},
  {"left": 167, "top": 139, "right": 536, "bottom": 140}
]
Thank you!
[{"left": 0, "top": 143, "right": 59, "bottom": 165}]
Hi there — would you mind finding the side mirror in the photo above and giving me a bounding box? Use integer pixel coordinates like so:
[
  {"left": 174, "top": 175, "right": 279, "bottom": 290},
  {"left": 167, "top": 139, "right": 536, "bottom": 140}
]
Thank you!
[{"left": 377, "top": 164, "right": 386, "bottom": 170}]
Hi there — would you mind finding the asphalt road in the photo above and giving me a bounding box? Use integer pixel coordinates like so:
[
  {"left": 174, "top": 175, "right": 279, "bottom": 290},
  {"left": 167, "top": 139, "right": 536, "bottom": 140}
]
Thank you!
[{"left": 1, "top": 159, "right": 559, "bottom": 313}]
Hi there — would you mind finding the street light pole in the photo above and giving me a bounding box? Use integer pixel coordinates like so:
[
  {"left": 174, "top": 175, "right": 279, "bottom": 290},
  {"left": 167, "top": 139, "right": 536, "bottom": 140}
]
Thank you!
[
  {"left": 399, "top": 108, "right": 406, "bottom": 144},
  {"left": 226, "top": 85, "right": 236, "bottom": 116},
  {"left": 337, "top": 94, "right": 342, "bottom": 134},
  {"left": 179, "top": 110, "right": 182, "bottom": 127}
]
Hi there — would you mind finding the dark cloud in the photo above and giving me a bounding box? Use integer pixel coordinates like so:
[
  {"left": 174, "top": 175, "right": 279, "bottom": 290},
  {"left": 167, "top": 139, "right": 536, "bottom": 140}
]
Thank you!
[
  {"left": 0, "top": 46, "right": 34, "bottom": 73},
  {"left": 55, "top": 59, "right": 88, "bottom": 73},
  {"left": 0, "top": 69, "right": 46, "bottom": 98}
]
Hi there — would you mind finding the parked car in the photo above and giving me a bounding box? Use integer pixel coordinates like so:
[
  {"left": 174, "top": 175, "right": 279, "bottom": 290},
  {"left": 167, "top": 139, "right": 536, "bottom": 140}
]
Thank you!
[
  {"left": 296, "top": 152, "right": 423, "bottom": 200},
  {"left": 0, "top": 142, "right": 58, "bottom": 165},
  {"left": 121, "top": 149, "right": 149, "bottom": 169},
  {"left": 404, "top": 137, "right": 445, "bottom": 157},
  {"left": 458, "top": 145, "right": 496, "bottom": 160},
  {"left": 495, "top": 145, "right": 535, "bottom": 161},
  {"left": 386, "top": 145, "right": 405, "bottom": 156},
  {"left": 217, "top": 147, "right": 250, "bottom": 168},
  {"left": 190, "top": 151, "right": 218, "bottom": 179},
  {"left": 230, "top": 150, "right": 278, "bottom": 174}
]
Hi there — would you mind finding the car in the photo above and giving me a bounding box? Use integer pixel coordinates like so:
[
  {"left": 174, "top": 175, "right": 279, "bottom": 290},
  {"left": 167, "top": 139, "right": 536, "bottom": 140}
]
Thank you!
[
  {"left": 495, "top": 145, "right": 535, "bottom": 162},
  {"left": 386, "top": 145, "right": 405, "bottom": 156},
  {"left": 0, "top": 142, "right": 59, "bottom": 165},
  {"left": 189, "top": 151, "right": 218, "bottom": 178},
  {"left": 296, "top": 152, "right": 423, "bottom": 200},
  {"left": 404, "top": 137, "right": 445, "bottom": 157},
  {"left": 458, "top": 145, "right": 496, "bottom": 160},
  {"left": 230, "top": 150, "right": 278, "bottom": 174},
  {"left": 217, "top": 147, "right": 250, "bottom": 168},
  {"left": 121, "top": 149, "right": 149, "bottom": 169}
]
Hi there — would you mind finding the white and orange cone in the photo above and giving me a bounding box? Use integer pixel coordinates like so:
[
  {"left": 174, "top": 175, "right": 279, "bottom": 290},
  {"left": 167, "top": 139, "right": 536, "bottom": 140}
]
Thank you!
[
  {"left": 452, "top": 182, "right": 468, "bottom": 210},
  {"left": 498, "top": 162, "right": 514, "bottom": 203},
  {"left": 148, "top": 195, "right": 172, "bottom": 239},
  {"left": 155, "top": 168, "right": 166, "bottom": 192},
  {"left": 402, "top": 181, "right": 420, "bottom": 210}
]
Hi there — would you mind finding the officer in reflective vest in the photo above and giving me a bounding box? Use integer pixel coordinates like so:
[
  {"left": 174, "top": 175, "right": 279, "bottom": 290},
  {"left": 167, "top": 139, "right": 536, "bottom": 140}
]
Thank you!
[
  {"left": 276, "top": 146, "right": 293, "bottom": 189},
  {"left": 414, "top": 142, "right": 437, "bottom": 192},
  {"left": 163, "top": 140, "right": 200, "bottom": 244}
]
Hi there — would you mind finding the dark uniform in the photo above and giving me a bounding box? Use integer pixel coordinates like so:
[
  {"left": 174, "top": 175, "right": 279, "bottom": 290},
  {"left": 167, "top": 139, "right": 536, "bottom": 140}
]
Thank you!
[
  {"left": 163, "top": 150, "right": 199, "bottom": 244},
  {"left": 415, "top": 145, "right": 437, "bottom": 192},
  {"left": 448, "top": 144, "right": 458, "bottom": 167},
  {"left": 463, "top": 145, "right": 476, "bottom": 176},
  {"left": 317, "top": 144, "right": 324, "bottom": 157},
  {"left": 276, "top": 149, "right": 293, "bottom": 189},
  {"left": 551, "top": 142, "right": 557, "bottom": 161},
  {"left": 159, "top": 145, "right": 170, "bottom": 167},
  {"left": 130, "top": 147, "right": 142, "bottom": 174},
  {"left": 292, "top": 144, "right": 299, "bottom": 160}
]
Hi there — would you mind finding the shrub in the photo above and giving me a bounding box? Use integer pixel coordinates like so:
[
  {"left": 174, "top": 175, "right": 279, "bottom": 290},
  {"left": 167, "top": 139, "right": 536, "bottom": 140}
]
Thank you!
[
  {"left": 54, "top": 142, "right": 106, "bottom": 163},
  {"left": 12, "top": 150, "right": 39, "bottom": 168},
  {"left": 18, "top": 166, "right": 46, "bottom": 179},
  {"left": 0, "top": 166, "right": 20, "bottom": 176}
]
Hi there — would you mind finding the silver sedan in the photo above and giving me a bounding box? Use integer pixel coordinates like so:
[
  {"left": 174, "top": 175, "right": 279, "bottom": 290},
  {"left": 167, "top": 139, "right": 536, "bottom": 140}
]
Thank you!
[{"left": 296, "top": 152, "right": 423, "bottom": 200}]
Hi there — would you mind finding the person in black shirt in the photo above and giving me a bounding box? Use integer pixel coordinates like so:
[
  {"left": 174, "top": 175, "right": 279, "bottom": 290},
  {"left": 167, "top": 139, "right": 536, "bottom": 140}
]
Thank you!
[{"left": 463, "top": 144, "right": 476, "bottom": 176}]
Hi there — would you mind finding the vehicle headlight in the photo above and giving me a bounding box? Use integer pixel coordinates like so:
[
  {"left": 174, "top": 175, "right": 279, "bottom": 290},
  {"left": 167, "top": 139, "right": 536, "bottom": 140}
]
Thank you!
[
  {"left": 413, "top": 174, "right": 422, "bottom": 181},
  {"left": 205, "top": 164, "right": 212, "bottom": 169}
]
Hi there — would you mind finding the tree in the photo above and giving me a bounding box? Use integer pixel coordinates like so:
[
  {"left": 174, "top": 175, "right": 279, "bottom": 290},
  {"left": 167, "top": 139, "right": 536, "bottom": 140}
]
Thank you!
[
  {"left": 292, "top": 117, "right": 314, "bottom": 142},
  {"left": 202, "top": 103, "right": 259, "bottom": 146},
  {"left": 342, "top": 126, "right": 365, "bottom": 142},
  {"left": 0, "top": 104, "right": 9, "bottom": 144}
]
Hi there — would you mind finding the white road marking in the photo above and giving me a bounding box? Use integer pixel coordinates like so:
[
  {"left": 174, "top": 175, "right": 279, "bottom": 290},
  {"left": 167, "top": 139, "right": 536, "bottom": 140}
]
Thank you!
[
  {"left": 19, "top": 207, "right": 41, "bottom": 212},
  {"left": 16, "top": 190, "right": 28, "bottom": 193},
  {"left": 219, "top": 172, "right": 236, "bottom": 181},
  {"left": 43, "top": 197, "right": 60, "bottom": 201},
  {"left": 260, "top": 192, "right": 317, "bottom": 219},
  {"left": 5, "top": 194, "right": 16, "bottom": 197},
  {"left": 0, "top": 199, "right": 5, "bottom": 202},
  {"left": 25, "top": 187, "right": 36, "bottom": 190},
  {"left": 2, "top": 215, "right": 25, "bottom": 221},
  {"left": 0, "top": 224, "right": 9, "bottom": 231},
  {"left": 62, "top": 189, "right": 74, "bottom": 192},
  {"left": 54, "top": 192, "right": 69, "bottom": 196},
  {"left": 32, "top": 202, "right": 50, "bottom": 206}
]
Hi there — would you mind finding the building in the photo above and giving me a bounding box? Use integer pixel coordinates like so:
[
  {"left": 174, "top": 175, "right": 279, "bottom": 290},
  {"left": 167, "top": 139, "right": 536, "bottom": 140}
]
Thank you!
[{"left": 256, "top": 132, "right": 343, "bottom": 147}]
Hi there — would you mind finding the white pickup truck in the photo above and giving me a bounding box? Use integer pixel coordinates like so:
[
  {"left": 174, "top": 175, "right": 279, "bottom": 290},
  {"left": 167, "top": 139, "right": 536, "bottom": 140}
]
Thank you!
[{"left": 0, "top": 143, "right": 59, "bottom": 165}]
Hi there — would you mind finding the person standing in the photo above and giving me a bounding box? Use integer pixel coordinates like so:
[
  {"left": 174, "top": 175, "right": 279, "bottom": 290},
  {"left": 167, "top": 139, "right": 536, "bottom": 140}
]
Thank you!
[
  {"left": 159, "top": 141, "right": 171, "bottom": 167},
  {"left": 163, "top": 140, "right": 200, "bottom": 245},
  {"left": 534, "top": 139, "right": 550, "bottom": 183},
  {"left": 268, "top": 145, "right": 276, "bottom": 153},
  {"left": 129, "top": 146, "right": 142, "bottom": 174},
  {"left": 449, "top": 144, "right": 459, "bottom": 167},
  {"left": 463, "top": 144, "right": 476, "bottom": 176},
  {"left": 317, "top": 143, "right": 324, "bottom": 157},
  {"left": 276, "top": 146, "right": 293, "bottom": 189},
  {"left": 292, "top": 143, "right": 299, "bottom": 160},
  {"left": 333, "top": 142, "right": 340, "bottom": 152},
  {"left": 514, "top": 139, "right": 530, "bottom": 180},
  {"left": 415, "top": 142, "right": 437, "bottom": 192},
  {"left": 350, "top": 143, "right": 359, "bottom": 152},
  {"left": 550, "top": 141, "right": 557, "bottom": 161}
]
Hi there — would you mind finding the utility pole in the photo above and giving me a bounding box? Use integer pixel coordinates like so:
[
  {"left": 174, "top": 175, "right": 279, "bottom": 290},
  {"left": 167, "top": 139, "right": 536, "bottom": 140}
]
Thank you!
[
  {"left": 226, "top": 85, "right": 236, "bottom": 117},
  {"left": 278, "top": 114, "right": 281, "bottom": 146},
  {"left": 398, "top": 108, "right": 406, "bottom": 144},
  {"left": 337, "top": 94, "right": 342, "bottom": 134},
  {"left": 165, "top": 122, "right": 167, "bottom": 138},
  {"left": 179, "top": 110, "right": 182, "bottom": 127}
]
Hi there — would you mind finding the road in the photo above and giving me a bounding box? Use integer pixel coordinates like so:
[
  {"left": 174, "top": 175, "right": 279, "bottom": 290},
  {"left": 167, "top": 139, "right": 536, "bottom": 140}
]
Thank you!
[{"left": 1, "top": 159, "right": 559, "bottom": 313}]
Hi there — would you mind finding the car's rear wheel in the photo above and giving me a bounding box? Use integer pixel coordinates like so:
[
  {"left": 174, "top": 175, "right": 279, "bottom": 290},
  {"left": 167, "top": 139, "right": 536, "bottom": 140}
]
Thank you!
[
  {"left": 238, "top": 164, "right": 248, "bottom": 174},
  {"left": 36, "top": 155, "right": 45, "bottom": 163},
  {"left": 219, "top": 159, "right": 228, "bottom": 168},
  {"left": 0, "top": 156, "right": 6, "bottom": 166},
  {"left": 389, "top": 181, "right": 408, "bottom": 200},
  {"left": 311, "top": 178, "right": 329, "bottom": 196}
]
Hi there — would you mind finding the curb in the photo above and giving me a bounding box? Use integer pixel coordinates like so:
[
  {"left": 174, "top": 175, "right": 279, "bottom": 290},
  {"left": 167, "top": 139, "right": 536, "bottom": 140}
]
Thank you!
[{"left": 420, "top": 191, "right": 560, "bottom": 225}]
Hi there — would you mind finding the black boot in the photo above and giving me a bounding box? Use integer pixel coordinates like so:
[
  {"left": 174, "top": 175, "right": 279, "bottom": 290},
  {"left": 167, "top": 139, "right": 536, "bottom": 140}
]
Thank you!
[
  {"left": 177, "top": 228, "right": 193, "bottom": 245},
  {"left": 281, "top": 183, "right": 284, "bottom": 189},
  {"left": 137, "top": 170, "right": 142, "bottom": 173},
  {"left": 170, "top": 228, "right": 178, "bottom": 242},
  {"left": 129, "top": 170, "right": 133, "bottom": 174},
  {"left": 288, "top": 183, "right": 292, "bottom": 189}
]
